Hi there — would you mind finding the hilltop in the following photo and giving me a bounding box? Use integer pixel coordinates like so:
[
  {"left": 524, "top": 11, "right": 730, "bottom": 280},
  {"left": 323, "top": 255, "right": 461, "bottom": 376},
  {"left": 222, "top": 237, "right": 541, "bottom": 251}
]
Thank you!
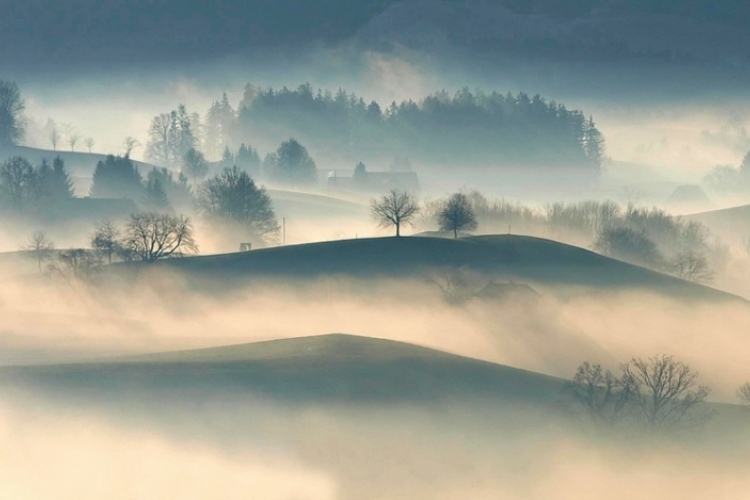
[
  {"left": 2, "top": 334, "right": 564, "bottom": 404},
  {"left": 126, "top": 234, "right": 741, "bottom": 302}
]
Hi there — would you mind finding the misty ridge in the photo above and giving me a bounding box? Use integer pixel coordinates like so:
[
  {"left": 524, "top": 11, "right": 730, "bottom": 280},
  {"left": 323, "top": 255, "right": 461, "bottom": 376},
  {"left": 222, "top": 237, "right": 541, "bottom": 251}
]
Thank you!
[{"left": 2, "top": 1, "right": 750, "bottom": 498}]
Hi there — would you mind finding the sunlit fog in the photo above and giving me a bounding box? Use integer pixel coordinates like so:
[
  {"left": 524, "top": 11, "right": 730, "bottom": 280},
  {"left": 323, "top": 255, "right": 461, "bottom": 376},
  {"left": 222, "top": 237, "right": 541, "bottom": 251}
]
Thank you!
[{"left": 2, "top": 1, "right": 750, "bottom": 498}]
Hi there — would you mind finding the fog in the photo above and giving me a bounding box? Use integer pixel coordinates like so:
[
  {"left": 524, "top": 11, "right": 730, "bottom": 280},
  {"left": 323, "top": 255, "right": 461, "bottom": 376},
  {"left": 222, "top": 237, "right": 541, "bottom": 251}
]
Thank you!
[{"left": 3, "top": 2, "right": 750, "bottom": 497}]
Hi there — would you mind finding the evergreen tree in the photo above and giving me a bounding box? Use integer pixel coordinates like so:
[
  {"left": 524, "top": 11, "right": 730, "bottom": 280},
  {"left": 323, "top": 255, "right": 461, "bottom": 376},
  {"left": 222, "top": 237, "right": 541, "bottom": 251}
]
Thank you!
[
  {"left": 236, "top": 143, "right": 261, "bottom": 177},
  {"left": 90, "top": 155, "right": 143, "bottom": 200},
  {"left": 582, "top": 116, "right": 606, "bottom": 175},
  {"left": 49, "top": 156, "right": 75, "bottom": 201},
  {"left": 143, "top": 175, "right": 169, "bottom": 210}
]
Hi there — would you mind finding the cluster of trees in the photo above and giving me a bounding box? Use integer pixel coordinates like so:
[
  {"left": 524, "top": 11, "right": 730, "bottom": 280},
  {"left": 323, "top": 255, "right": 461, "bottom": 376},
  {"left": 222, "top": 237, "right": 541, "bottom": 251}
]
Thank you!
[
  {"left": 704, "top": 150, "right": 750, "bottom": 194},
  {"left": 24, "top": 213, "right": 199, "bottom": 280},
  {"left": 418, "top": 193, "right": 721, "bottom": 283},
  {"left": 143, "top": 101, "right": 319, "bottom": 188},
  {"left": 370, "top": 190, "right": 480, "bottom": 238},
  {"left": 233, "top": 84, "right": 605, "bottom": 175},
  {"left": 0, "top": 156, "right": 74, "bottom": 215},
  {"left": 567, "top": 355, "right": 712, "bottom": 434}
]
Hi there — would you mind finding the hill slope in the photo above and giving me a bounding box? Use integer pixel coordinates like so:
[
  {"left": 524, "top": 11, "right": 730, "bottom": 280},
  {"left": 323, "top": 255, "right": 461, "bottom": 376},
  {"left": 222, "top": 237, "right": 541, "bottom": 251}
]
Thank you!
[
  {"left": 2, "top": 334, "right": 564, "bottom": 404},
  {"left": 127, "top": 235, "right": 741, "bottom": 302},
  {"left": 687, "top": 204, "right": 750, "bottom": 243}
]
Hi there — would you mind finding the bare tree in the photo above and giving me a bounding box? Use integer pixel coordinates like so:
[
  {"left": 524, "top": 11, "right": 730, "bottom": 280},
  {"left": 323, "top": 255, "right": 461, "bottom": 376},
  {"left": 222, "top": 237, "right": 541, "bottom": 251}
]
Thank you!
[
  {"left": 122, "top": 212, "right": 198, "bottom": 261},
  {"left": 370, "top": 189, "right": 420, "bottom": 237},
  {"left": 737, "top": 383, "right": 750, "bottom": 405},
  {"left": 0, "top": 80, "right": 25, "bottom": 146},
  {"left": 85, "top": 137, "right": 95, "bottom": 153},
  {"left": 61, "top": 123, "right": 78, "bottom": 152},
  {"left": 566, "top": 362, "right": 632, "bottom": 426},
  {"left": 48, "top": 120, "right": 60, "bottom": 151},
  {"left": 22, "top": 231, "right": 55, "bottom": 273},
  {"left": 123, "top": 136, "right": 141, "bottom": 157},
  {"left": 68, "top": 133, "right": 80, "bottom": 152},
  {"left": 48, "top": 249, "right": 102, "bottom": 283},
  {"left": 621, "top": 355, "right": 711, "bottom": 433},
  {"left": 90, "top": 219, "right": 122, "bottom": 264},
  {"left": 671, "top": 250, "right": 713, "bottom": 283},
  {"left": 438, "top": 192, "right": 478, "bottom": 238}
]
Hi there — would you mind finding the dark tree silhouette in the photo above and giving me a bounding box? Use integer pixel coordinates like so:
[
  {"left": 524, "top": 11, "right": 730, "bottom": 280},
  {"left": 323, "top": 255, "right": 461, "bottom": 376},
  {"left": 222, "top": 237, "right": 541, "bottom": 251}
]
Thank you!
[
  {"left": 91, "top": 220, "right": 122, "bottom": 265},
  {"left": 199, "top": 166, "right": 279, "bottom": 242},
  {"left": 22, "top": 231, "right": 55, "bottom": 273},
  {"left": 370, "top": 189, "right": 420, "bottom": 237},
  {"left": 737, "top": 383, "right": 750, "bottom": 405},
  {"left": 566, "top": 362, "right": 632, "bottom": 426},
  {"left": 122, "top": 213, "right": 198, "bottom": 261},
  {"left": 438, "top": 192, "right": 478, "bottom": 238},
  {"left": 90, "top": 155, "right": 143, "bottom": 200},
  {"left": 0, "top": 80, "right": 25, "bottom": 146},
  {"left": 621, "top": 355, "right": 711, "bottom": 433},
  {"left": 268, "top": 139, "right": 317, "bottom": 186},
  {"left": 236, "top": 143, "right": 261, "bottom": 177},
  {"left": 0, "top": 156, "right": 36, "bottom": 208},
  {"left": 182, "top": 148, "right": 209, "bottom": 185},
  {"left": 594, "top": 226, "right": 663, "bottom": 268},
  {"left": 142, "top": 175, "right": 169, "bottom": 210}
]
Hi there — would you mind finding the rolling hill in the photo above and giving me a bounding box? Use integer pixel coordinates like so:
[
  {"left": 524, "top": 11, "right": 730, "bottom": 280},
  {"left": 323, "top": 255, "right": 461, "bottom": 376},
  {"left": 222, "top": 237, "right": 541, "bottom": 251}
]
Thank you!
[
  {"left": 686, "top": 204, "right": 750, "bottom": 244},
  {"left": 1, "top": 334, "right": 564, "bottom": 404},
  {"left": 122, "top": 234, "right": 742, "bottom": 302}
]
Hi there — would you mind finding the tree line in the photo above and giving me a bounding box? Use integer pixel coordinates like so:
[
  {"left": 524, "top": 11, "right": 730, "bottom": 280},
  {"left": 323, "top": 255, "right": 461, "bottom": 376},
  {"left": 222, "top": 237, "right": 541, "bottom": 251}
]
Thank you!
[
  {"left": 370, "top": 190, "right": 723, "bottom": 284},
  {"left": 142, "top": 83, "right": 606, "bottom": 178}
]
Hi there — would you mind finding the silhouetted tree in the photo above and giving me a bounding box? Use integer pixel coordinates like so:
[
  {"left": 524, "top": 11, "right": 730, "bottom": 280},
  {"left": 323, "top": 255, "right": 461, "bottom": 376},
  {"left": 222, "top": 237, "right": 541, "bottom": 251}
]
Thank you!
[
  {"left": 182, "top": 148, "right": 209, "bottom": 185},
  {"left": 594, "top": 226, "right": 663, "bottom": 268},
  {"left": 145, "top": 106, "right": 195, "bottom": 167},
  {"left": 0, "top": 80, "right": 25, "bottom": 146},
  {"left": 122, "top": 212, "right": 198, "bottom": 261},
  {"left": 0, "top": 156, "right": 37, "bottom": 209},
  {"left": 566, "top": 362, "right": 632, "bottom": 426},
  {"left": 236, "top": 143, "right": 261, "bottom": 177},
  {"left": 199, "top": 166, "right": 279, "bottom": 242},
  {"left": 22, "top": 231, "right": 55, "bottom": 273},
  {"left": 146, "top": 167, "right": 193, "bottom": 209},
  {"left": 737, "top": 383, "right": 750, "bottom": 405},
  {"left": 90, "top": 155, "right": 143, "bottom": 200},
  {"left": 46, "top": 156, "right": 75, "bottom": 201},
  {"left": 670, "top": 250, "right": 713, "bottom": 283},
  {"left": 91, "top": 220, "right": 122, "bottom": 264},
  {"left": 370, "top": 189, "right": 420, "bottom": 237},
  {"left": 621, "top": 355, "right": 711, "bottom": 433},
  {"left": 47, "top": 119, "right": 60, "bottom": 151},
  {"left": 85, "top": 137, "right": 95, "bottom": 153},
  {"left": 49, "top": 249, "right": 102, "bottom": 283},
  {"left": 123, "top": 136, "right": 141, "bottom": 157},
  {"left": 439, "top": 192, "right": 478, "bottom": 238},
  {"left": 582, "top": 116, "right": 605, "bottom": 174},
  {"left": 268, "top": 139, "right": 317, "bottom": 186},
  {"left": 142, "top": 175, "right": 169, "bottom": 210}
]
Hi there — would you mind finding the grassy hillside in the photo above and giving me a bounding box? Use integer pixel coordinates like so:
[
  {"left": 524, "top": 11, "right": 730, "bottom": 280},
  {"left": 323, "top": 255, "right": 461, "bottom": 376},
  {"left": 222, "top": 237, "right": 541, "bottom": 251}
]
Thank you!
[
  {"left": 2, "top": 334, "right": 564, "bottom": 404},
  {"left": 126, "top": 234, "right": 741, "bottom": 301},
  {"left": 686, "top": 204, "right": 750, "bottom": 243}
]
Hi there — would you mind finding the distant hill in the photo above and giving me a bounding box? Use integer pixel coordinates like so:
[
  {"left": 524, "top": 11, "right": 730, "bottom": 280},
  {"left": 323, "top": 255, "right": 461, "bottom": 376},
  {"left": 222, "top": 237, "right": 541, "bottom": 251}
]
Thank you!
[
  {"left": 119, "top": 234, "right": 742, "bottom": 302},
  {"left": 686, "top": 204, "right": 750, "bottom": 244},
  {"left": 1, "top": 334, "right": 564, "bottom": 404}
]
